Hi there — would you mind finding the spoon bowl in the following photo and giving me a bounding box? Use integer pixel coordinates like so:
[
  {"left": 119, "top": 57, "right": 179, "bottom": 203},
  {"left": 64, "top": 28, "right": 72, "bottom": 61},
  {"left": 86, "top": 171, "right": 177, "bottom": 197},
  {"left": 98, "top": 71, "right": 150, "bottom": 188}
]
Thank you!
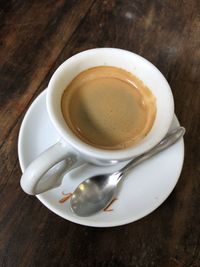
[{"left": 71, "top": 172, "right": 121, "bottom": 216}]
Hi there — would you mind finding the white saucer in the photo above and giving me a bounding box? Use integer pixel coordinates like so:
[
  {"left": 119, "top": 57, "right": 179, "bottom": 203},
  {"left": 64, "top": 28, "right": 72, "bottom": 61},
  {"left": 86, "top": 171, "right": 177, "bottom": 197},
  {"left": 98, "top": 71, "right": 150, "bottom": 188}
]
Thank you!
[{"left": 18, "top": 90, "right": 184, "bottom": 227}]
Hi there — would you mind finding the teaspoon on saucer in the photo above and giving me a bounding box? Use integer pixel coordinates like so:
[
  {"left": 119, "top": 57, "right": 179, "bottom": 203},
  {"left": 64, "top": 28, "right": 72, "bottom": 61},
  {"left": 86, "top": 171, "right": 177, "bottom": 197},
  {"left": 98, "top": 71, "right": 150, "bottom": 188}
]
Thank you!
[{"left": 70, "top": 127, "right": 185, "bottom": 217}]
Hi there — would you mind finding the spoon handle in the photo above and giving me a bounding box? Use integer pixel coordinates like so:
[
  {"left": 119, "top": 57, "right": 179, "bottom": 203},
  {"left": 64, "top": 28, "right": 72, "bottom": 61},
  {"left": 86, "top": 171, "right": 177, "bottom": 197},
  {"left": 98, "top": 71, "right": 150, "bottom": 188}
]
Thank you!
[{"left": 120, "top": 127, "right": 185, "bottom": 175}]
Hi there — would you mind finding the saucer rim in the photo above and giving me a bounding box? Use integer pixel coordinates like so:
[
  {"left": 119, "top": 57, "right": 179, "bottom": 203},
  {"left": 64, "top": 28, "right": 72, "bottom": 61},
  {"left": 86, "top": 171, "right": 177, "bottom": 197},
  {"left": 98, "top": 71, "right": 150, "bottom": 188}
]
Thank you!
[{"left": 18, "top": 90, "right": 185, "bottom": 227}]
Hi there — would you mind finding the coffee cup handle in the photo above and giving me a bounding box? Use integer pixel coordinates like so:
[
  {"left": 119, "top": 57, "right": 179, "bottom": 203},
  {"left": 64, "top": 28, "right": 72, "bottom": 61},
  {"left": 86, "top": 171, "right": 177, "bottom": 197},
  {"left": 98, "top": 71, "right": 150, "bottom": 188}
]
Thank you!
[{"left": 20, "top": 141, "right": 80, "bottom": 195}]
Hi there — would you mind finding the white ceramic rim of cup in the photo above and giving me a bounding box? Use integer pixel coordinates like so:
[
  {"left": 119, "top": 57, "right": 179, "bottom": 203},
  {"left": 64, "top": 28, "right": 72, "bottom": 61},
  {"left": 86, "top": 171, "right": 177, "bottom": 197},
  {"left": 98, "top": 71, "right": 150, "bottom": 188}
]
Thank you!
[{"left": 47, "top": 48, "right": 174, "bottom": 161}]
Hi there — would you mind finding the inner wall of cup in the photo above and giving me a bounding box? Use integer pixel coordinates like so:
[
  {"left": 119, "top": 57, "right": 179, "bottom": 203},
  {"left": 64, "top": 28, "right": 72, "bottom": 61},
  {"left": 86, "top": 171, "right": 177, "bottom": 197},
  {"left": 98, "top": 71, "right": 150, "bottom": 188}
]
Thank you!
[{"left": 47, "top": 48, "right": 174, "bottom": 160}]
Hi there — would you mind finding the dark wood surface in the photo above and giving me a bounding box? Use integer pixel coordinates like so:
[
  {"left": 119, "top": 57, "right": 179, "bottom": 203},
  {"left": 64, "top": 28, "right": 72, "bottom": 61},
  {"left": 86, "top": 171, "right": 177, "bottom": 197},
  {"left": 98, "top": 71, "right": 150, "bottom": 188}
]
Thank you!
[{"left": 0, "top": 0, "right": 199, "bottom": 266}]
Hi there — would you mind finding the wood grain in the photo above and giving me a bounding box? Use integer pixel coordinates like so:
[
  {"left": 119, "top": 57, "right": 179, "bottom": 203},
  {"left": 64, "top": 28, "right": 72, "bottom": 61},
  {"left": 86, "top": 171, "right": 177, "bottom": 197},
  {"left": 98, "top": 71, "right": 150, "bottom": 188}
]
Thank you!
[
  {"left": 0, "top": 0, "right": 94, "bottom": 147},
  {"left": 0, "top": 0, "right": 200, "bottom": 266}
]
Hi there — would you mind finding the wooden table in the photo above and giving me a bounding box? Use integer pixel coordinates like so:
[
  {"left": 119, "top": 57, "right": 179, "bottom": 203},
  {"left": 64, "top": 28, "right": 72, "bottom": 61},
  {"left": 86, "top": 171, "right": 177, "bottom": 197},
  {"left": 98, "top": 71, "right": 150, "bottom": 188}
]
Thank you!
[{"left": 0, "top": 1, "right": 199, "bottom": 266}]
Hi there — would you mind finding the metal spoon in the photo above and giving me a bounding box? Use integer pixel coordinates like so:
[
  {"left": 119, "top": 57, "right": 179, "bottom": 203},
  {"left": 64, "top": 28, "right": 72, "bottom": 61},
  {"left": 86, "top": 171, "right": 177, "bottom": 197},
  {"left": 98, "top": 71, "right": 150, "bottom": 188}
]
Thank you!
[{"left": 70, "top": 127, "right": 185, "bottom": 217}]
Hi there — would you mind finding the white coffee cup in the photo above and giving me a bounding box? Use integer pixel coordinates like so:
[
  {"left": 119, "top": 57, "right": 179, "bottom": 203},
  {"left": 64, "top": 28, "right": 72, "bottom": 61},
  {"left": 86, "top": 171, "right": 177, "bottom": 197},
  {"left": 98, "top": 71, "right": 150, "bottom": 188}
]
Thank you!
[{"left": 20, "top": 48, "right": 174, "bottom": 195}]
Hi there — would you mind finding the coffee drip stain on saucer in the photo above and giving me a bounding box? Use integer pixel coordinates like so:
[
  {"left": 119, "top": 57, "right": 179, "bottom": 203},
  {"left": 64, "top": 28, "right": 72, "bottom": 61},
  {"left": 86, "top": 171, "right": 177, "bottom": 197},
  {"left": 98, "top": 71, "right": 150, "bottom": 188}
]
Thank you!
[
  {"left": 59, "top": 192, "right": 72, "bottom": 203},
  {"left": 103, "top": 198, "right": 118, "bottom": 212}
]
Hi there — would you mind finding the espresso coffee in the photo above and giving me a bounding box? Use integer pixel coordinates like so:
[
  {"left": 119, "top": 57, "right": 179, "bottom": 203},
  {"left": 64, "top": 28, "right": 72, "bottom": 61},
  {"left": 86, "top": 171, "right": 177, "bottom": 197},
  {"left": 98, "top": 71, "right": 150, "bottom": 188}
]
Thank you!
[{"left": 61, "top": 66, "right": 156, "bottom": 150}]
